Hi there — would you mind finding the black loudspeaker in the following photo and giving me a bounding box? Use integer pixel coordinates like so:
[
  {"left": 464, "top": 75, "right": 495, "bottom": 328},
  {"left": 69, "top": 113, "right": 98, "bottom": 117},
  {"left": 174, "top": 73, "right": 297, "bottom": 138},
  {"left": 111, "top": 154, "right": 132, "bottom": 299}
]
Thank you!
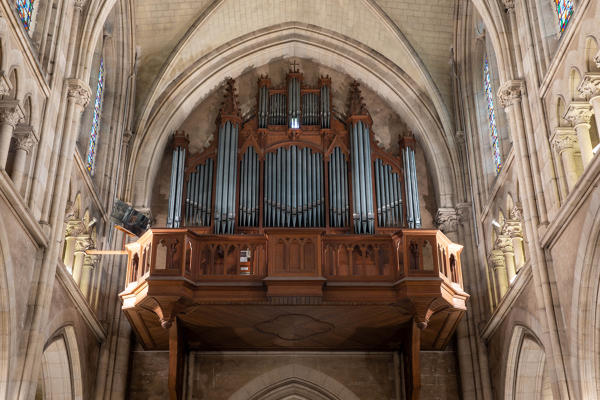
[{"left": 111, "top": 199, "right": 150, "bottom": 236}]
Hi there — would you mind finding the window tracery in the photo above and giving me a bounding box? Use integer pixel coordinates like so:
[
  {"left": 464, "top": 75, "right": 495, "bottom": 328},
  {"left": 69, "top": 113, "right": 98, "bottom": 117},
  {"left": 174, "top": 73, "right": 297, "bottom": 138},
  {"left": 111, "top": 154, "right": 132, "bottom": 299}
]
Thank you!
[
  {"left": 16, "top": 0, "right": 34, "bottom": 31},
  {"left": 484, "top": 56, "right": 502, "bottom": 174},
  {"left": 555, "top": 0, "right": 574, "bottom": 33},
  {"left": 86, "top": 58, "right": 104, "bottom": 174}
]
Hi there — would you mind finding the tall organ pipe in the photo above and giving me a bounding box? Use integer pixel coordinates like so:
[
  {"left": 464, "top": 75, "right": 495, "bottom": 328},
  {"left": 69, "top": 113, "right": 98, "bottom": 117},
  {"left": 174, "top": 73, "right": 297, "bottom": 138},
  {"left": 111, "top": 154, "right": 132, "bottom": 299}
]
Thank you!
[
  {"left": 320, "top": 84, "right": 330, "bottom": 129},
  {"left": 350, "top": 121, "right": 375, "bottom": 234},
  {"left": 167, "top": 141, "right": 186, "bottom": 228},
  {"left": 214, "top": 121, "right": 238, "bottom": 234},
  {"left": 403, "top": 145, "right": 421, "bottom": 229}
]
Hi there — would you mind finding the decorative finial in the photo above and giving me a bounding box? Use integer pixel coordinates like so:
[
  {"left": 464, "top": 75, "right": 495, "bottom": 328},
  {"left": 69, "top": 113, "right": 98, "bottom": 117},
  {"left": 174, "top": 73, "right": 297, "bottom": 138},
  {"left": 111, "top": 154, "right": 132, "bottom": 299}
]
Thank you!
[
  {"left": 348, "top": 81, "right": 369, "bottom": 116},
  {"left": 219, "top": 78, "right": 240, "bottom": 117}
]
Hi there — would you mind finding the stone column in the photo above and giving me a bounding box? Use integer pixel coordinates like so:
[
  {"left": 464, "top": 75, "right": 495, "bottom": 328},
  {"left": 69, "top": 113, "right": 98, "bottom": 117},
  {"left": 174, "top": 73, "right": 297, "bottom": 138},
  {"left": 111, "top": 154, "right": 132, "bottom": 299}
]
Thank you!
[
  {"left": 496, "top": 235, "right": 516, "bottom": 283},
  {"left": 578, "top": 73, "right": 600, "bottom": 150},
  {"left": 11, "top": 124, "right": 37, "bottom": 192},
  {"left": 551, "top": 128, "right": 580, "bottom": 191},
  {"left": 0, "top": 100, "right": 24, "bottom": 170},
  {"left": 80, "top": 255, "right": 97, "bottom": 300},
  {"left": 565, "top": 102, "right": 594, "bottom": 167},
  {"left": 73, "top": 237, "right": 92, "bottom": 285},
  {"left": 489, "top": 250, "right": 508, "bottom": 298}
]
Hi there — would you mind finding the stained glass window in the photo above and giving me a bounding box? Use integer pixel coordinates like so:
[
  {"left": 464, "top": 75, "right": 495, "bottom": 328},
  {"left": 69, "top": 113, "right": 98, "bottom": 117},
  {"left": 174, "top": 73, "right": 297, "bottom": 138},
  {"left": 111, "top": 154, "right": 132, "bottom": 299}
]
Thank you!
[
  {"left": 555, "top": 0, "right": 574, "bottom": 33},
  {"left": 86, "top": 58, "right": 104, "bottom": 173},
  {"left": 16, "top": 0, "right": 34, "bottom": 31},
  {"left": 484, "top": 56, "right": 502, "bottom": 174}
]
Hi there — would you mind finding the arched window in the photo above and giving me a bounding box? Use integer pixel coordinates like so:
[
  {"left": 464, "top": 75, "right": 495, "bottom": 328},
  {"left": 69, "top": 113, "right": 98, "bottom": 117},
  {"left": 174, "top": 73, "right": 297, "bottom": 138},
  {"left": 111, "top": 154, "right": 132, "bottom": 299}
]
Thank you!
[
  {"left": 15, "top": 0, "right": 34, "bottom": 31},
  {"left": 86, "top": 58, "right": 104, "bottom": 173},
  {"left": 555, "top": 0, "right": 574, "bottom": 33},
  {"left": 483, "top": 56, "right": 502, "bottom": 174}
]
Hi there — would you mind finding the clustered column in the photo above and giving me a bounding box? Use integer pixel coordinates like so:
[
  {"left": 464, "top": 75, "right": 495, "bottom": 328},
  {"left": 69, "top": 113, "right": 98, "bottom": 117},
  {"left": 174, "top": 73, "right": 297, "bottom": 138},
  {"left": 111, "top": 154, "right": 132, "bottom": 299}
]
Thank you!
[
  {"left": 0, "top": 100, "right": 24, "bottom": 170},
  {"left": 564, "top": 102, "right": 594, "bottom": 167},
  {"left": 488, "top": 249, "right": 508, "bottom": 298},
  {"left": 551, "top": 127, "right": 580, "bottom": 191},
  {"left": 11, "top": 124, "right": 37, "bottom": 192}
]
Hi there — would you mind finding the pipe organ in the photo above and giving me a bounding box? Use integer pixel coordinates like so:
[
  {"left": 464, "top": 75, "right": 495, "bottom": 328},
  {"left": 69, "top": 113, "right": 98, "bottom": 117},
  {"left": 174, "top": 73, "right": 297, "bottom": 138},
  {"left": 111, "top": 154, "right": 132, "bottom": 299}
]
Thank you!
[{"left": 166, "top": 67, "right": 423, "bottom": 234}]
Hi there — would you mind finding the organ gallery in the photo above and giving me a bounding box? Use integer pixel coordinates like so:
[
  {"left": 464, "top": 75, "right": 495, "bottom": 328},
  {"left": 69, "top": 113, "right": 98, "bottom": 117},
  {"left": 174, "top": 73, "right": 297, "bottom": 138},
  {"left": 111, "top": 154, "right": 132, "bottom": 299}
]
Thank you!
[{"left": 120, "top": 65, "right": 468, "bottom": 399}]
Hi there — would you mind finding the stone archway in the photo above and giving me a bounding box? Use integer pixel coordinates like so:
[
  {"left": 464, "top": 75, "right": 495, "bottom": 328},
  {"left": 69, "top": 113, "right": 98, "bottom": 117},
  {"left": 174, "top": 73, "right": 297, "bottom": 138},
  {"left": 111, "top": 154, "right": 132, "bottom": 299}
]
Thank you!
[
  {"left": 505, "top": 326, "right": 553, "bottom": 400},
  {"left": 228, "top": 364, "right": 360, "bottom": 400}
]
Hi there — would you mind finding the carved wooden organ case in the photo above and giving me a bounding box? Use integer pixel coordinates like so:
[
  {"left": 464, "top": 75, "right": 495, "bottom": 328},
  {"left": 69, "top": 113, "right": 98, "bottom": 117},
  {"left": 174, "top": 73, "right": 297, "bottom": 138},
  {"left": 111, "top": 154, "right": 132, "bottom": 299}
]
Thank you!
[{"left": 166, "top": 69, "right": 422, "bottom": 235}]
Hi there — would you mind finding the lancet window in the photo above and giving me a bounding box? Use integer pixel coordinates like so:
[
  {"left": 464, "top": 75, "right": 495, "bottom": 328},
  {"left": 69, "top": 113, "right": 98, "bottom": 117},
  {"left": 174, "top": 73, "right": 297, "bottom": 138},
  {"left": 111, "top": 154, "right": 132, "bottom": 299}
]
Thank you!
[
  {"left": 16, "top": 0, "right": 34, "bottom": 30},
  {"left": 165, "top": 66, "right": 423, "bottom": 235},
  {"left": 484, "top": 56, "right": 502, "bottom": 174},
  {"left": 86, "top": 58, "right": 104, "bottom": 173},
  {"left": 555, "top": 0, "right": 574, "bottom": 33}
]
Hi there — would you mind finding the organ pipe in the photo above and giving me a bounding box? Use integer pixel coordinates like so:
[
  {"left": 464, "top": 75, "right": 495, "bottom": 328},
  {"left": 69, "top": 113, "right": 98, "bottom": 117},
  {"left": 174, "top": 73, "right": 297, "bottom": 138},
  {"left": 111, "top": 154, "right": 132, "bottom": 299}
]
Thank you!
[
  {"left": 403, "top": 142, "right": 421, "bottom": 229},
  {"left": 288, "top": 75, "right": 301, "bottom": 128},
  {"left": 214, "top": 121, "right": 239, "bottom": 234},
  {"left": 374, "top": 159, "right": 403, "bottom": 227},
  {"left": 263, "top": 146, "right": 324, "bottom": 227},
  {"left": 320, "top": 76, "right": 331, "bottom": 129},
  {"left": 167, "top": 132, "right": 188, "bottom": 228},
  {"left": 258, "top": 78, "right": 269, "bottom": 129},
  {"left": 328, "top": 147, "right": 349, "bottom": 227},
  {"left": 350, "top": 121, "right": 375, "bottom": 234},
  {"left": 184, "top": 159, "right": 214, "bottom": 226}
]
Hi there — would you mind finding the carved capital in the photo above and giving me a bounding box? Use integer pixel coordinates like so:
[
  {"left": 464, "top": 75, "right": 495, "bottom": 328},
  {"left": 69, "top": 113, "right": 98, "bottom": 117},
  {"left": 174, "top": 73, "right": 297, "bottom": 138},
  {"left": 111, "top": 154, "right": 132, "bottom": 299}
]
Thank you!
[
  {"left": 577, "top": 73, "right": 600, "bottom": 99},
  {"left": 74, "top": 237, "right": 94, "bottom": 252},
  {"left": 509, "top": 203, "right": 523, "bottom": 221},
  {"left": 595, "top": 51, "right": 600, "bottom": 69},
  {"left": 435, "top": 208, "right": 460, "bottom": 233},
  {"left": 551, "top": 128, "right": 578, "bottom": 153},
  {"left": 497, "top": 80, "right": 525, "bottom": 108},
  {"left": 122, "top": 130, "right": 133, "bottom": 146},
  {"left": 83, "top": 254, "right": 98, "bottom": 267},
  {"left": 0, "top": 100, "right": 24, "bottom": 127},
  {"left": 495, "top": 235, "right": 514, "bottom": 253},
  {"left": 67, "top": 79, "right": 92, "bottom": 108},
  {"left": 502, "top": 220, "right": 523, "bottom": 238},
  {"left": 74, "top": 0, "right": 88, "bottom": 11},
  {"left": 502, "top": 0, "right": 515, "bottom": 12},
  {"left": 12, "top": 124, "right": 37, "bottom": 152},
  {"left": 488, "top": 249, "right": 506, "bottom": 268},
  {"left": 564, "top": 102, "right": 593, "bottom": 126}
]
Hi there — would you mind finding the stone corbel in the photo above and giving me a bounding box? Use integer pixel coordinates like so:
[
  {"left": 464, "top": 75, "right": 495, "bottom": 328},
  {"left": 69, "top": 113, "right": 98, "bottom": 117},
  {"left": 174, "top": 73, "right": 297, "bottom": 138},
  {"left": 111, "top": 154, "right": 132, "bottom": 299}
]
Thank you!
[
  {"left": 497, "top": 80, "right": 525, "bottom": 109},
  {"left": 564, "top": 102, "right": 594, "bottom": 126},
  {"left": 577, "top": 73, "right": 600, "bottom": 99},
  {"left": 66, "top": 79, "right": 92, "bottom": 109},
  {"left": 595, "top": 51, "right": 600, "bottom": 69},
  {"left": 502, "top": 0, "right": 515, "bottom": 13},
  {"left": 74, "top": 236, "right": 94, "bottom": 252},
  {"left": 65, "top": 219, "right": 85, "bottom": 236},
  {"left": 12, "top": 124, "right": 37, "bottom": 152},
  {"left": 0, "top": 100, "right": 24, "bottom": 127},
  {"left": 434, "top": 208, "right": 460, "bottom": 235}
]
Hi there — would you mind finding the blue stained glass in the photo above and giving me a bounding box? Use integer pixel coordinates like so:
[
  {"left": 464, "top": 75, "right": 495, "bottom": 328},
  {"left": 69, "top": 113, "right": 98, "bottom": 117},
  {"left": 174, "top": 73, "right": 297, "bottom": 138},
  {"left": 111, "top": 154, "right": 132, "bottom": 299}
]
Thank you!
[
  {"left": 484, "top": 56, "right": 502, "bottom": 174},
  {"left": 86, "top": 58, "right": 104, "bottom": 173},
  {"left": 555, "top": 0, "right": 574, "bottom": 33},
  {"left": 16, "top": 0, "right": 34, "bottom": 31}
]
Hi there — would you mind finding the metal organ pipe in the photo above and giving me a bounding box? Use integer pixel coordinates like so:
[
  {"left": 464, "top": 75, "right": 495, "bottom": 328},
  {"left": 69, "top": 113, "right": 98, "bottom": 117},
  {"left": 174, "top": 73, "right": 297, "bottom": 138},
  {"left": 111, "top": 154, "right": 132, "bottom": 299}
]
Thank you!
[
  {"left": 349, "top": 121, "right": 375, "bottom": 234},
  {"left": 167, "top": 139, "right": 187, "bottom": 228},
  {"left": 183, "top": 159, "right": 214, "bottom": 227},
  {"left": 403, "top": 145, "right": 421, "bottom": 229},
  {"left": 320, "top": 84, "right": 330, "bottom": 129},
  {"left": 214, "top": 121, "right": 238, "bottom": 234}
]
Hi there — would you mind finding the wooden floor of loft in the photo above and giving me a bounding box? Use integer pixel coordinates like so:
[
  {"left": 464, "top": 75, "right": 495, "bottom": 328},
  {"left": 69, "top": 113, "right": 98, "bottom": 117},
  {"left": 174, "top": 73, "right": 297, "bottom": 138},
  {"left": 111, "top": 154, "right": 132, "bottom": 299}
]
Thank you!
[{"left": 120, "top": 228, "right": 468, "bottom": 400}]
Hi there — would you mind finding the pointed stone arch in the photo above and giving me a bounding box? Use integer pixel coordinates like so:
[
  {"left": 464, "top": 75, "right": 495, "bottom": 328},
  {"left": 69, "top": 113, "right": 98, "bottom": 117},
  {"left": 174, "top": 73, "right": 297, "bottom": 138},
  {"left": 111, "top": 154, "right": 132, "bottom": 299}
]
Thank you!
[{"left": 228, "top": 364, "right": 360, "bottom": 400}]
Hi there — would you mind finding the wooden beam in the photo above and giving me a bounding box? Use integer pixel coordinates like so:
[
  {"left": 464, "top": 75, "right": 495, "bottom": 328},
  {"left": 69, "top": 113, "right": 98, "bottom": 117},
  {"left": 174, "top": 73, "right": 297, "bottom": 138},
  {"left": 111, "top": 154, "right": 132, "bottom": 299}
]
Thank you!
[
  {"left": 402, "top": 318, "right": 421, "bottom": 400},
  {"left": 85, "top": 249, "right": 128, "bottom": 255},
  {"left": 168, "top": 317, "right": 185, "bottom": 400}
]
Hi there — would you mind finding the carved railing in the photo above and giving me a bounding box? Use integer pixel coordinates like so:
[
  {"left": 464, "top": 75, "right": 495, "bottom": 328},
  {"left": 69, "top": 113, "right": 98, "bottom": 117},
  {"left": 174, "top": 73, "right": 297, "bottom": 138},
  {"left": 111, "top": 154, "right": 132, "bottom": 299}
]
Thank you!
[{"left": 125, "top": 228, "right": 463, "bottom": 290}]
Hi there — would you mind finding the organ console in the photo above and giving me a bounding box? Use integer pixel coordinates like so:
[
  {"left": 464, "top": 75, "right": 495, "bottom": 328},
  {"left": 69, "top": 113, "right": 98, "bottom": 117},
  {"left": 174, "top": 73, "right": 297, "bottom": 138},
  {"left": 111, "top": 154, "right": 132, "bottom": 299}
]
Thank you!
[{"left": 166, "top": 67, "right": 423, "bottom": 234}]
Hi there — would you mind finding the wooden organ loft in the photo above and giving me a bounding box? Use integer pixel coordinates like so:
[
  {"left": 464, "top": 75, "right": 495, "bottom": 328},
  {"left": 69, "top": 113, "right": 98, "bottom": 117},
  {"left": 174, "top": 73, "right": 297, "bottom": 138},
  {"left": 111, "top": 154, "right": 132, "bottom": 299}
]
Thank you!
[{"left": 120, "top": 66, "right": 469, "bottom": 400}]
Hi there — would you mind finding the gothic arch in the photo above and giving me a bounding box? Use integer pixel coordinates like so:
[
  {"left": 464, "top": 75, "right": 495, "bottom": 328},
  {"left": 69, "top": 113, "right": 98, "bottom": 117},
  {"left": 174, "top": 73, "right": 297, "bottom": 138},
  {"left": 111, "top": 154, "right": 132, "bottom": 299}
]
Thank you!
[
  {"left": 228, "top": 364, "right": 360, "bottom": 400},
  {"left": 38, "top": 326, "right": 83, "bottom": 400},
  {"left": 571, "top": 190, "right": 600, "bottom": 399},
  {"left": 585, "top": 36, "right": 599, "bottom": 73},
  {"left": 505, "top": 325, "right": 552, "bottom": 400},
  {"left": 126, "top": 24, "right": 460, "bottom": 212}
]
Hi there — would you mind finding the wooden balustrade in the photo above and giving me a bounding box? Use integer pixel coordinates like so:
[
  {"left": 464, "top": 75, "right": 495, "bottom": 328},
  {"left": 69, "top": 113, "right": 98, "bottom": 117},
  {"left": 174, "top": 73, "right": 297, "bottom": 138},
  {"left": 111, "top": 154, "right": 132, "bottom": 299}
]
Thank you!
[{"left": 124, "top": 228, "right": 463, "bottom": 289}]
